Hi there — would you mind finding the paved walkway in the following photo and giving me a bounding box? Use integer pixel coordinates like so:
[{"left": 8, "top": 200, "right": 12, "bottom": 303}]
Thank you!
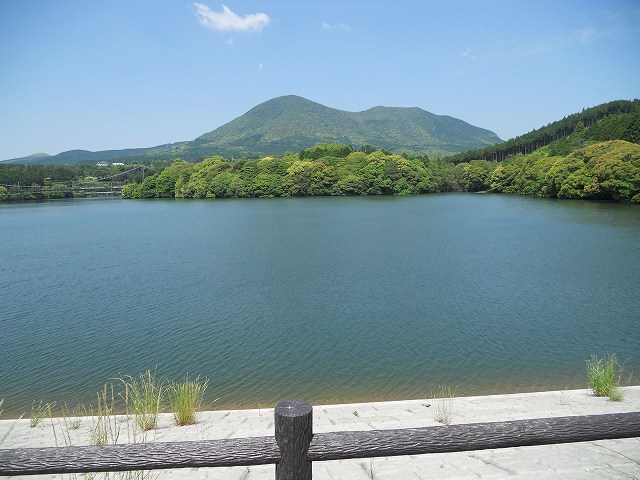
[{"left": 1, "top": 387, "right": 639, "bottom": 479}]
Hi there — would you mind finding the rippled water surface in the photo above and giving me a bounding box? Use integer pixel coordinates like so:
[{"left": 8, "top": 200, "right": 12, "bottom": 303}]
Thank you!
[{"left": 1, "top": 195, "right": 638, "bottom": 415}]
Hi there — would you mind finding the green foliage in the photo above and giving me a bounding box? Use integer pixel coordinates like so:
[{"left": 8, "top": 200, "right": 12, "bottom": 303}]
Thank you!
[
  {"left": 30, "top": 400, "right": 54, "bottom": 428},
  {"left": 117, "top": 139, "right": 640, "bottom": 204},
  {"left": 490, "top": 141, "right": 640, "bottom": 202},
  {"left": 154, "top": 161, "right": 194, "bottom": 197},
  {"left": 300, "top": 143, "right": 353, "bottom": 160},
  {"left": 449, "top": 99, "right": 640, "bottom": 164},
  {"left": 121, "top": 370, "right": 164, "bottom": 431},
  {"left": 456, "top": 160, "right": 494, "bottom": 192},
  {"left": 167, "top": 375, "right": 209, "bottom": 426},
  {"left": 586, "top": 353, "right": 625, "bottom": 401}
]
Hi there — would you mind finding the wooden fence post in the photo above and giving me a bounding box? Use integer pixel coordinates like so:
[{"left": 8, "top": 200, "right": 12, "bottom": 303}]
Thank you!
[{"left": 274, "top": 400, "right": 313, "bottom": 480}]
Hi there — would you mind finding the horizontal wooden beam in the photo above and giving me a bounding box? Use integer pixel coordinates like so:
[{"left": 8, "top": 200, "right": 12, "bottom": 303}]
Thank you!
[
  {"left": 307, "top": 412, "right": 640, "bottom": 461},
  {"left": 2, "top": 411, "right": 638, "bottom": 476},
  {"left": 0, "top": 436, "right": 280, "bottom": 476}
]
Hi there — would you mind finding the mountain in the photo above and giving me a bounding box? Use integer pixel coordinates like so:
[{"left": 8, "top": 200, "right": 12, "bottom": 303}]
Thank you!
[
  {"left": 193, "top": 95, "right": 501, "bottom": 157},
  {"left": 3, "top": 95, "right": 501, "bottom": 165}
]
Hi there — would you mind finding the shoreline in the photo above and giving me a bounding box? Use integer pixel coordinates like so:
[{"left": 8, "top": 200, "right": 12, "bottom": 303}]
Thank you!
[{"left": 0, "top": 377, "right": 601, "bottom": 420}]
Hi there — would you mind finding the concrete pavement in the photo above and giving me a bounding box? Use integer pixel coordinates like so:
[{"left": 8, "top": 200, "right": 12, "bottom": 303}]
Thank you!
[{"left": 1, "top": 387, "right": 639, "bottom": 479}]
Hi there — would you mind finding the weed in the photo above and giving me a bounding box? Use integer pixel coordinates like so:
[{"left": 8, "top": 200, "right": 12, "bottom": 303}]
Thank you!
[
  {"left": 359, "top": 458, "right": 376, "bottom": 479},
  {"left": 239, "top": 466, "right": 252, "bottom": 480},
  {"left": 60, "top": 402, "right": 86, "bottom": 430},
  {"left": 353, "top": 410, "right": 359, "bottom": 417},
  {"left": 167, "top": 374, "right": 208, "bottom": 426},
  {"left": 1, "top": 399, "right": 24, "bottom": 446},
  {"left": 48, "top": 383, "right": 156, "bottom": 480},
  {"left": 586, "top": 353, "right": 624, "bottom": 401},
  {"left": 432, "top": 385, "right": 455, "bottom": 425},
  {"left": 90, "top": 384, "right": 121, "bottom": 446},
  {"left": 120, "top": 370, "right": 164, "bottom": 431},
  {"left": 30, "top": 400, "right": 54, "bottom": 428}
]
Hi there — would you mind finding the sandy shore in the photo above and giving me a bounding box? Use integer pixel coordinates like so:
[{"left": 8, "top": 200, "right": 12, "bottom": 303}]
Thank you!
[{"left": 1, "top": 387, "right": 639, "bottom": 479}]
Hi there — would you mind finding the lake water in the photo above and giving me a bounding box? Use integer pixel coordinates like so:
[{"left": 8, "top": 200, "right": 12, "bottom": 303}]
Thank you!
[{"left": 1, "top": 194, "right": 638, "bottom": 416}]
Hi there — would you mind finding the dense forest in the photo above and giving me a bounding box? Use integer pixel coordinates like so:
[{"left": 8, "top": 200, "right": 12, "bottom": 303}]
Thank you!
[
  {"left": 448, "top": 99, "right": 640, "bottom": 163},
  {"left": 121, "top": 139, "right": 640, "bottom": 203}
]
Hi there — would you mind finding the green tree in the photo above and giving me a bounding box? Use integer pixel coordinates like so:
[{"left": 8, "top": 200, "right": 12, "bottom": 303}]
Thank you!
[
  {"left": 154, "top": 161, "right": 195, "bottom": 198},
  {"left": 359, "top": 155, "right": 393, "bottom": 194},
  {"left": 300, "top": 143, "right": 352, "bottom": 160},
  {"left": 335, "top": 174, "right": 365, "bottom": 195},
  {"left": 285, "top": 161, "right": 316, "bottom": 196},
  {"left": 252, "top": 173, "right": 285, "bottom": 197}
]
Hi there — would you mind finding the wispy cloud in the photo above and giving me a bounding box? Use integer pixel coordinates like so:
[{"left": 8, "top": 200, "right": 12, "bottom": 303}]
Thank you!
[
  {"left": 321, "top": 22, "right": 351, "bottom": 31},
  {"left": 194, "top": 3, "right": 270, "bottom": 33},
  {"left": 460, "top": 49, "right": 478, "bottom": 60},
  {"left": 257, "top": 63, "right": 264, "bottom": 72},
  {"left": 574, "top": 26, "right": 621, "bottom": 44},
  {"left": 484, "top": 36, "right": 556, "bottom": 62},
  {"left": 574, "top": 8, "right": 638, "bottom": 44},
  {"left": 225, "top": 38, "right": 236, "bottom": 46}
]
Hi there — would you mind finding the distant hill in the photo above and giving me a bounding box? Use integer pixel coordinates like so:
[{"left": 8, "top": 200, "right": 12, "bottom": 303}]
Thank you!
[
  {"left": 3, "top": 143, "right": 189, "bottom": 165},
  {"left": 193, "top": 95, "right": 501, "bottom": 158},
  {"left": 448, "top": 99, "right": 640, "bottom": 163},
  {"left": 2, "top": 95, "right": 501, "bottom": 165}
]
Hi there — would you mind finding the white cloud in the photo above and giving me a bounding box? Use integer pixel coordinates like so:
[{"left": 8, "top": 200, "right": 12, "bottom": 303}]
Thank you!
[
  {"left": 461, "top": 49, "right": 478, "bottom": 60},
  {"left": 225, "top": 38, "right": 236, "bottom": 46},
  {"left": 321, "top": 22, "right": 351, "bottom": 31},
  {"left": 194, "top": 3, "right": 270, "bottom": 33},
  {"left": 257, "top": 63, "right": 264, "bottom": 72}
]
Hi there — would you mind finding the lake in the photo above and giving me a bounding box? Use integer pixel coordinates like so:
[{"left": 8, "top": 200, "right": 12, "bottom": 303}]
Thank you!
[{"left": 0, "top": 194, "right": 638, "bottom": 416}]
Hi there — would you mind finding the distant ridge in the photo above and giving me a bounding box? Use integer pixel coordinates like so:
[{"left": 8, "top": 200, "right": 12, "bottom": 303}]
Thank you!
[
  {"left": 2, "top": 95, "right": 501, "bottom": 164},
  {"left": 2, "top": 143, "right": 188, "bottom": 165}
]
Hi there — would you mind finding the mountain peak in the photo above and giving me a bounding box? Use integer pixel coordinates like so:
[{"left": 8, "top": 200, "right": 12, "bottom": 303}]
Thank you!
[{"left": 195, "top": 95, "right": 501, "bottom": 157}]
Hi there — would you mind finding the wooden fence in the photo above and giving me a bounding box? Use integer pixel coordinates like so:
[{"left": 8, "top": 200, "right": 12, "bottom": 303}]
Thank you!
[{"left": 1, "top": 400, "right": 639, "bottom": 479}]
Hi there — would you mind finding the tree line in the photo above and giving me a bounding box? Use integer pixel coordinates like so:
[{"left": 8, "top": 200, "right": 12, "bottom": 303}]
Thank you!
[{"left": 122, "top": 141, "right": 640, "bottom": 203}]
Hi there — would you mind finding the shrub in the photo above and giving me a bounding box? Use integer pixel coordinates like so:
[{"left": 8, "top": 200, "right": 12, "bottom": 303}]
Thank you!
[
  {"left": 586, "top": 353, "right": 624, "bottom": 401},
  {"left": 168, "top": 375, "right": 208, "bottom": 426},
  {"left": 121, "top": 370, "right": 164, "bottom": 431}
]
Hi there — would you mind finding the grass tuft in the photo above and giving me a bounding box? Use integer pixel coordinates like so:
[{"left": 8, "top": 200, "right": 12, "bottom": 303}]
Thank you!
[
  {"left": 359, "top": 458, "right": 376, "bottom": 479},
  {"left": 90, "top": 384, "right": 120, "bottom": 446},
  {"left": 1, "top": 398, "right": 25, "bottom": 446},
  {"left": 30, "top": 400, "right": 54, "bottom": 428},
  {"left": 121, "top": 370, "right": 164, "bottom": 431},
  {"left": 432, "top": 385, "right": 455, "bottom": 425},
  {"left": 167, "top": 374, "right": 208, "bottom": 426},
  {"left": 586, "top": 353, "right": 624, "bottom": 401}
]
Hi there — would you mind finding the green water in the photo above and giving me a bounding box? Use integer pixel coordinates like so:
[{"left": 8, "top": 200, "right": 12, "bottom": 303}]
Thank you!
[{"left": 0, "top": 194, "right": 638, "bottom": 415}]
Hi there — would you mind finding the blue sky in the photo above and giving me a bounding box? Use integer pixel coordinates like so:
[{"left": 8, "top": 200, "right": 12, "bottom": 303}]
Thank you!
[{"left": 1, "top": 0, "right": 639, "bottom": 160}]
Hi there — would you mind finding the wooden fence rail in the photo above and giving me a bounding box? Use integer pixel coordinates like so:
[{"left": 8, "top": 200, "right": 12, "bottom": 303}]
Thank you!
[{"left": 1, "top": 400, "right": 639, "bottom": 479}]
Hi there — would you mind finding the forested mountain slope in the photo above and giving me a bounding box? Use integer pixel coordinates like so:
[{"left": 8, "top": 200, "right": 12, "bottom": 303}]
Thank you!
[
  {"left": 449, "top": 99, "right": 639, "bottom": 163},
  {"left": 194, "top": 95, "right": 501, "bottom": 158}
]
